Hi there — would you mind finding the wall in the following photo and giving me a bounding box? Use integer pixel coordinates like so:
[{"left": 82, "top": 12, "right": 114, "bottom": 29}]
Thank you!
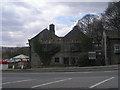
[
  {"left": 107, "top": 39, "right": 120, "bottom": 64},
  {"left": 0, "top": 64, "right": 8, "bottom": 70}
]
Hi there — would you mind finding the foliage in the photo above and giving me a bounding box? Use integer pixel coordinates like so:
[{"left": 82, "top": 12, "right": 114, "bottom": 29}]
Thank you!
[
  {"left": 103, "top": 2, "right": 120, "bottom": 30},
  {"left": 91, "top": 19, "right": 104, "bottom": 36},
  {"left": 77, "top": 14, "right": 100, "bottom": 36},
  {"left": 2, "top": 47, "right": 29, "bottom": 59},
  {"left": 80, "top": 35, "right": 93, "bottom": 52},
  {"left": 77, "top": 14, "right": 104, "bottom": 46},
  {"left": 77, "top": 53, "right": 91, "bottom": 67},
  {"left": 33, "top": 37, "right": 61, "bottom": 66}
]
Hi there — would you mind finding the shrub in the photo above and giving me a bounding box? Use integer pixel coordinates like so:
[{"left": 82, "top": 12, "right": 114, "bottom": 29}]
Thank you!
[{"left": 77, "top": 53, "right": 91, "bottom": 67}]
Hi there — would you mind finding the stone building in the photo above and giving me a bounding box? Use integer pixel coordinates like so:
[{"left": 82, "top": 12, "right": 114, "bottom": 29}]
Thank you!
[
  {"left": 29, "top": 24, "right": 89, "bottom": 67},
  {"left": 102, "top": 30, "right": 120, "bottom": 65}
]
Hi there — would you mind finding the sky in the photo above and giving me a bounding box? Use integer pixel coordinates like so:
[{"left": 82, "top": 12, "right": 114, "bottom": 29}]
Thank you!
[{"left": 1, "top": 0, "right": 109, "bottom": 47}]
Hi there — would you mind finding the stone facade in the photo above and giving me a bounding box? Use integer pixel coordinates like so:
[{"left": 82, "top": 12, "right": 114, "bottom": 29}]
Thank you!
[
  {"left": 102, "top": 30, "right": 120, "bottom": 65},
  {"left": 29, "top": 24, "right": 87, "bottom": 67}
]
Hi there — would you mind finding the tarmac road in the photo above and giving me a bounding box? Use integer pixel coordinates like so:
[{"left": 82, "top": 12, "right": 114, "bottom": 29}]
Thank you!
[{"left": 2, "top": 70, "right": 119, "bottom": 90}]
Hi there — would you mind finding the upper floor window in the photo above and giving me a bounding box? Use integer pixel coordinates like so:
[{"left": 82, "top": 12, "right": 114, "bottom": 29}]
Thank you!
[{"left": 114, "top": 44, "right": 120, "bottom": 54}]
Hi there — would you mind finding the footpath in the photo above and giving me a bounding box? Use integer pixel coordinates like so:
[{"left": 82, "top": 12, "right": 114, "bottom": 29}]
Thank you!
[{"left": 2, "top": 65, "right": 119, "bottom": 72}]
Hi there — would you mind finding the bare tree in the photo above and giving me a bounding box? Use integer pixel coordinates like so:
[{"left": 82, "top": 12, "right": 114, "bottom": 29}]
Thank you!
[
  {"left": 103, "top": 2, "right": 120, "bottom": 30},
  {"left": 77, "top": 14, "right": 99, "bottom": 36}
]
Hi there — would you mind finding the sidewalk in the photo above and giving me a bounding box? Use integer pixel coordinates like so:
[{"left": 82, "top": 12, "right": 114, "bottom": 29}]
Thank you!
[{"left": 2, "top": 65, "right": 119, "bottom": 72}]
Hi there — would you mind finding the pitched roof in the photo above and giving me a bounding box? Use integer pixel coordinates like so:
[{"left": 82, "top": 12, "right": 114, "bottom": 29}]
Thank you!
[
  {"left": 29, "top": 25, "right": 87, "bottom": 42},
  {"left": 30, "top": 28, "right": 49, "bottom": 40},
  {"left": 63, "top": 26, "right": 86, "bottom": 41}
]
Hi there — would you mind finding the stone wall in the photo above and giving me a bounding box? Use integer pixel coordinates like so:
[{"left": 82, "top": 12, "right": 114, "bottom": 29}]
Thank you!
[{"left": 107, "top": 38, "right": 120, "bottom": 64}]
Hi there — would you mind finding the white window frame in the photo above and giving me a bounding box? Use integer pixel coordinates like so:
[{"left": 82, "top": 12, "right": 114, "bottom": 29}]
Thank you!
[{"left": 114, "top": 44, "right": 120, "bottom": 54}]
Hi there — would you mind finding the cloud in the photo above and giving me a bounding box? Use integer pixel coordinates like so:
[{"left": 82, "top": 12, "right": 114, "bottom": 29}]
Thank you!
[{"left": 1, "top": 1, "right": 108, "bottom": 47}]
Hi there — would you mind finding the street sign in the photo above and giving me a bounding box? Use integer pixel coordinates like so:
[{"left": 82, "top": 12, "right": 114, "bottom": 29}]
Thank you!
[{"left": 88, "top": 52, "right": 96, "bottom": 60}]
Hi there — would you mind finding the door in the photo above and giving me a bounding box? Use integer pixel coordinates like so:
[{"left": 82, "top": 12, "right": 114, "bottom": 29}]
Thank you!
[{"left": 63, "top": 57, "right": 69, "bottom": 65}]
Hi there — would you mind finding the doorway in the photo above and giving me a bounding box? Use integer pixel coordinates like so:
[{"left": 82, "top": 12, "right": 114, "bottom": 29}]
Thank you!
[{"left": 63, "top": 57, "right": 69, "bottom": 65}]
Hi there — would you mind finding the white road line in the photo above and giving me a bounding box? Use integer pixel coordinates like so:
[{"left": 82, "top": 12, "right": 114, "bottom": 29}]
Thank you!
[
  {"left": 32, "top": 78, "right": 72, "bottom": 88},
  {"left": 65, "top": 72, "right": 91, "bottom": 74},
  {"left": 104, "top": 71, "right": 113, "bottom": 72},
  {"left": 3, "top": 79, "right": 35, "bottom": 85},
  {"left": 89, "top": 77, "right": 115, "bottom": 88},
  {"left": 65, "top": 71, "right": 116, "bottom": 74}
]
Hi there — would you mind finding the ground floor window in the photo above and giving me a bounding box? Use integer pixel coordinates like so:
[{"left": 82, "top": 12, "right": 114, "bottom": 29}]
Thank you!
[{"left": 55, "top": 57, "right": 59, "bottom": 63}]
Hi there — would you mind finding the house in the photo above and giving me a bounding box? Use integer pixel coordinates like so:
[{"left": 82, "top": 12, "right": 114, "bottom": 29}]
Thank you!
[
  {"left": 102, "top": 30, "right": 120, "bottom": 65},
  {"left": 29, "top": 24, "right": 91, "bottom": 67}
]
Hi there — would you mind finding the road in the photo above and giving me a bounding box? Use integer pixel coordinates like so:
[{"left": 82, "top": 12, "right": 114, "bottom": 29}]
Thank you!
[{"left": 2, "top": 70, "right": 119, "bottom": 90}]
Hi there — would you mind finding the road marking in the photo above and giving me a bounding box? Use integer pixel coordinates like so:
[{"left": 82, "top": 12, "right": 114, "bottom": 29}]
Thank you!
[
  {"left": 3, "top": 70, "right": 116, "bottom": 75},
  {"left": 3, "top": 79, "right": 35, "bottom": 85},
  {"left": 65, "top": 72, "right": 91, "bottom": 74},
  {"left": 64, "top": 71, "right": 116, "bottom": 74},
  {"left": 89, "top": 77, "right": 115, "bottom": 88},
  {"left": 104, "top": 71, "right": 113, "bottom": 72},
  {"left": 32, "top": 78, "right": 72, "bottom": 88},
  {"left": 2, "top": 72, "right": 57, "bottom": 75}
]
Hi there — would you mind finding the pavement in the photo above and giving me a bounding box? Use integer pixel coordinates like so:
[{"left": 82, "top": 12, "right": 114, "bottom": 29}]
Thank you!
[
  {"left": 2, "top": 70, "right": 119, "bottom": 90},
  {"left": 2, "top": 65, "right": 119, "bottom": 72}
]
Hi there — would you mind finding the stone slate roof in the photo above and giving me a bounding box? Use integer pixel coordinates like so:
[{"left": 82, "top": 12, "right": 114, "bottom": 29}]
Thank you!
[
  {"left": 30, "top": 28, "right": 59, "bottom": 41},
  {"left": 63, "top": 26, "right": 86, "bottom": 41},
  {"left": 30, "top": 25, "right": 86, "bottom": 42}
]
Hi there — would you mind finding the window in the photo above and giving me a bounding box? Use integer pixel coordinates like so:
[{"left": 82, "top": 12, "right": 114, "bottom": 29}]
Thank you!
[
  {"left": 70, "top": 44, "right": 81, "bottom": 52},
  {"left": 55, "top": 57, "right": 59, "bottom": 63},
  {"left": 114, "top": 44, "right": 120, "bottom": 54}
]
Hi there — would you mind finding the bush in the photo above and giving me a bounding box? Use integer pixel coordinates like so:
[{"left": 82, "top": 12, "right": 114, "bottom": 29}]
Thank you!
[{"left": 77, "top": 53, "right": 91, "bottom": 67}]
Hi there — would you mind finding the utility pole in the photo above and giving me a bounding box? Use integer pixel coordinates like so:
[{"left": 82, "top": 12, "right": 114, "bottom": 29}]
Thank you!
[{"left": 103, "top": 31, "right": 108, "bottom": 65}]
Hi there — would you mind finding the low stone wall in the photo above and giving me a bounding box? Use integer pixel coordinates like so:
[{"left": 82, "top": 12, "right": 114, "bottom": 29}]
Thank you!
[{"left": 0, "top": 64, "right": 8, "bottom": 70}]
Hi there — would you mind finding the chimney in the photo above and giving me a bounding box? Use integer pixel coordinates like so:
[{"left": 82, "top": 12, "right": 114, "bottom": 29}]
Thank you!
[{"left": 49, "top": 24, "right": 55, "bottom": 34}]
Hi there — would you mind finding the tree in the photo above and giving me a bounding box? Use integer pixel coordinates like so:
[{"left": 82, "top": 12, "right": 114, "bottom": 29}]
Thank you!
[
  {"left": 77, "top": 14, "right": 100, "bottom": 36},
  {"left": 2, "top": 47, "right": 29, "bottom": 59},
  {"left": 80, "top": 35, "right": 93, "bottom": 52},
  {"left": 103, "top": 2, "right": 120, "bottom": 30},
  {"left": 90, "top": 19, "right": 104, "bottom": 48},
  {"left": 77, "top": 53, "right": 91, "bottom": 67}
]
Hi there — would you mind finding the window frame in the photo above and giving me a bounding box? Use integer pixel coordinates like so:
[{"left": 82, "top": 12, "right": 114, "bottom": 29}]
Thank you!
[
  {"left": 114, "top": 44, "right": 120, "bottom": 54},
  {"left": 54, "top": 57, "right": 60, "bottom": 63}
]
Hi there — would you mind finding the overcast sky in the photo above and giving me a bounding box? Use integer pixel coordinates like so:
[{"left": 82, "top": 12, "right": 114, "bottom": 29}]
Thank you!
[{"left": 1, "top": 0, "right": 109, "bottom": 47}]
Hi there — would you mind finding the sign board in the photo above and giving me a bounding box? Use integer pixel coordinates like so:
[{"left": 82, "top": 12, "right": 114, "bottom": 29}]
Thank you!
[{"left": 88, "top": 52, "right": 96, "bottom": 60}]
